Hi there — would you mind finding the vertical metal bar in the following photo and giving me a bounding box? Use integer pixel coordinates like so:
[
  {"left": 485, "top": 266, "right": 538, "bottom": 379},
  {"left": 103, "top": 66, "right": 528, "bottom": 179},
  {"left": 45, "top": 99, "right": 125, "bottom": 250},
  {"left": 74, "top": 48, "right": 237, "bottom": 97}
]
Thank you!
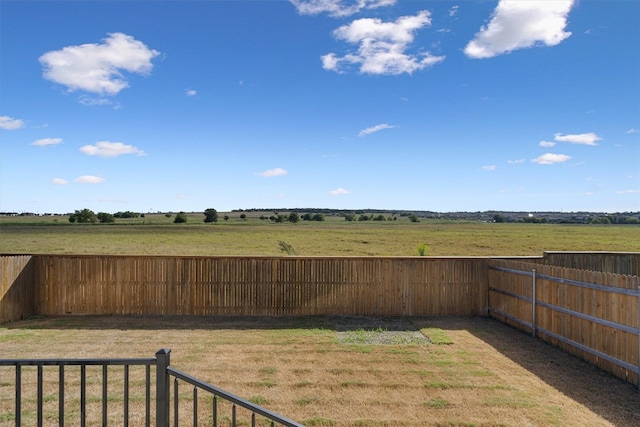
[
  {"left": 637, "top": 285, "right": 640, "bottom": 390},
  {"left": 124, "top": 364, "right": 129, "bottom": 427},
  {"left": 193, "top": 387, "right": 198, "bottom": 427},
  {"left": 232, "top": 404, "right": 236, "bottom": 427},
  {"left": 145, "top": 364, "right": 151, "bottom": 427},
  {"left": 532, "top": 269, "right": 537, "bottom": 338},
  {"left": 103, "top": 364, "right": 108, "bottom": 426},
  {"left": 251, "top": 413, "right": 256, "bottom": 427},
  {"left": 59, "top": 365, "right": 65, "bottom": 427},
  {"left": 81, "top": 365, "right": 86, "bottom": 427},
  {"left": 37, "top": 364, "right": 43, "bottom": 427},
  {"left": 155, "top": 349, "right": 171, "bottom": 427},
  {"left": 212, "top": 395, "right": 217, "bottom": 427},
  {"left": 15, "top": 365, "right": 21, "bottom": 427},
  {"left": 173, "top": 379, "right": 179, "bottom": 427}
]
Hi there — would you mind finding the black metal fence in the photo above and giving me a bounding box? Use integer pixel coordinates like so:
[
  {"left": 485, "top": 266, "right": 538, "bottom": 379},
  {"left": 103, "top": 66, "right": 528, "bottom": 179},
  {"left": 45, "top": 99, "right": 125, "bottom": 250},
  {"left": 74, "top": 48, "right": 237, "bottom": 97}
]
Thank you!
[{"left": 0, "top": 349, "right": 304, "bottom": 427}]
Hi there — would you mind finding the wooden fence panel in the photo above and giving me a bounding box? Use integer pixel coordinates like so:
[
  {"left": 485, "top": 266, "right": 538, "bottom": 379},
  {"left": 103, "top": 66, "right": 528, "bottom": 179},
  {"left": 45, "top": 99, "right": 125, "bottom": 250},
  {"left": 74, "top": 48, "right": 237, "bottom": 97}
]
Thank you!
[
  {"left": 542, "top": 251, "right": 640, "bottom": 275},
  {"left": 0, "top": 255, "right": 35, "bottom": 323},
  {"left": 30, "top": 256, "right": 489, "bottom": 318},
  {"left": 488, "top": 258, "right": 640, "bottom": 387}
]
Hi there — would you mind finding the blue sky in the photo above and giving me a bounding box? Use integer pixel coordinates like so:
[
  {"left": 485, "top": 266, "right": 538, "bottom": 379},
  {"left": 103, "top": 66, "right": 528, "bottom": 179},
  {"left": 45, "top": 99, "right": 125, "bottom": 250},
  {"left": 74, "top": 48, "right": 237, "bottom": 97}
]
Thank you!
[{"left": 1, "top": 0, "right": 638, "bottom": 214}]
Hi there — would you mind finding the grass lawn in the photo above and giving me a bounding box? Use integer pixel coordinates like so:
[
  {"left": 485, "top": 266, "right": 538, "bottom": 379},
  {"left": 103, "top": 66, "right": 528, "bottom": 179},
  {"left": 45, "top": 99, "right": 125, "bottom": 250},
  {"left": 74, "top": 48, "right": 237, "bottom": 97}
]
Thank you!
[{"left": 1, "top": 315, "right": 638, "bottom": 426}]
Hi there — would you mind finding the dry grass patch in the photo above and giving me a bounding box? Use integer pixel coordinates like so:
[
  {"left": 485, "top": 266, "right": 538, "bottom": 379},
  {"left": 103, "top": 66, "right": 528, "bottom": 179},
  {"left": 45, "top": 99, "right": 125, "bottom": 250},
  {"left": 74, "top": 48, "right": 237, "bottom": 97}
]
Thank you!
[{"left": 1, "top": 316, "right": 638, "bottom": 426}]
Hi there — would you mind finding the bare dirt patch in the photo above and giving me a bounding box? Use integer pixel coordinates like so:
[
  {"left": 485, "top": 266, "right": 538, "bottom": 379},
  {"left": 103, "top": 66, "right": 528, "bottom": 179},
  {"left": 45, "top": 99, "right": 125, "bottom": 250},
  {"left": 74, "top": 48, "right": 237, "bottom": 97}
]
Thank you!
[{"left": 1, "top": 315, "right": 638, "bottom": 426}]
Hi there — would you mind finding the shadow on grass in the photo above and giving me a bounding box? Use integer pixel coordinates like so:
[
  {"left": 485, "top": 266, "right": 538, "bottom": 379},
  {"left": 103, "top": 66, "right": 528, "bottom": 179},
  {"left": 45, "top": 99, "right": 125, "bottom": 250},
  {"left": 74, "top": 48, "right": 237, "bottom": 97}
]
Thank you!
[
  {"left": 5, "top": 314, "right": 421, "bottom": 332},
  {"left": 413, "top": 316, "right": 640, "bottom": 427}
]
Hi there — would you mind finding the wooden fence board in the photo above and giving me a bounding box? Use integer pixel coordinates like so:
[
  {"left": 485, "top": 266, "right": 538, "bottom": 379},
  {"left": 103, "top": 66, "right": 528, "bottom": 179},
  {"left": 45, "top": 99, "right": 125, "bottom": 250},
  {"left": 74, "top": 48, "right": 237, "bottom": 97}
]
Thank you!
[{"left": 0, "top": 255, "right": 34, "bottom": 323}]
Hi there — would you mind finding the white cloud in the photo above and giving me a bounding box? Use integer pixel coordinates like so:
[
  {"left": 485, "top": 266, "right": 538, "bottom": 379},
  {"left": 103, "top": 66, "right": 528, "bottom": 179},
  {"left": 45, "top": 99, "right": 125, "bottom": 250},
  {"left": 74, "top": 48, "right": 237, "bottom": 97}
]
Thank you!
[
  {"left": 290, "top": 0, "right": 396, "bottom": 17},
  {"left": 31, "top": 137, "right": 63, "bottom": 147},
  {"left": 256, "top": 168, "right": 288, "bottom": 177},
  {"left": 322, "top": 11, "right": 445, "bottom": 75},
  {"left": 625, "top": 128, "right": 639, "bottom": 134},
  {"left": 507, "top": 159, "right": 525, "bottom": 164},
  {"left": 616, "top": 189, "right": 639, "bottom": 194},
  {"left": 539, "top": 140, "right": 556, "bottom": 147},
  {"left": 79, "top": 96, "right": 117, "bottom": 108},
  {"left": 358, "top": 123, "right": 395, "bottom": 137},
  {"left": 0, "top": 115, "right": 24, "bottom": 130},
  {"left": 75, "top": 175, "right": 105, "bottom": 184},
  {"left": 185, "top": 89, "right": 197, "bottom": 97},
  {"left": 449, "top": 6, "right": 459, "bottom": 17},
  {"left": 464, "top": 0, "right": 574, "bottom": 59},
  {"left": 39, "top": 32, "right": 160, "bottom": 95},
  {"left": 79, "top": 141, "right": 146, "bottom": 157},
  {"left": 50, "top": 178, "right": 68, "bottom": 185},
  {"left": 482, "top": 165, "right": 496, "bottom": 171},
  {"left": 531, "top": 153, "right": 571, "bottom": 165},
  {"left": 554, "top": 132, "right": 601, "bottom": 146},
  {"left": 328, "top": 188, "right": 350, "bottom": 196}
]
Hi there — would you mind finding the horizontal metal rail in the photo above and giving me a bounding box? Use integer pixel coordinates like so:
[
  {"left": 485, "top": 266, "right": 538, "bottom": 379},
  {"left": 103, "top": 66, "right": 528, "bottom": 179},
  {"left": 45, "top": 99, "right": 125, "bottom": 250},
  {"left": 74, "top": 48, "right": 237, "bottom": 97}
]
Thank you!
[
  {"left": 0, "top": 357, "right": 156, "bottom": 367},
  {"left": 535, "top": 326, "right": 640, "bottom": 374},
  {"left": 490, "top": 265, "right": 639, "bottom": 296},
  {"left": 167, "top": 366, "right": 305, "bottom": 427}
]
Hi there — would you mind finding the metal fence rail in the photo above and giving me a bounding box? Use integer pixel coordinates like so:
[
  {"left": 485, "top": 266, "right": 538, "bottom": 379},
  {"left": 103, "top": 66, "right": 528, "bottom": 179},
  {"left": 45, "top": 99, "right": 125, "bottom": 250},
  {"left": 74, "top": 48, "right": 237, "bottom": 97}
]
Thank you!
[{"left": 0, "top": 349, "right": 303, "bottom": 427}]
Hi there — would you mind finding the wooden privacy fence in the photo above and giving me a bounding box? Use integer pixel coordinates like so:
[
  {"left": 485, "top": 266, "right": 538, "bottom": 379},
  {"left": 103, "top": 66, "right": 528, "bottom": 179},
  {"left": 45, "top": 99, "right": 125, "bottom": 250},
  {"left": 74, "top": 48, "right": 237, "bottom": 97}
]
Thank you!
[
  {"left": 0, "top": 255, "right": 34, "bottom": 324},
  {"left": 29, "top": 255, "right": 488, "bottom": 317},
  {"left": 489, "top": 258, "right": 640, "bottom": 388},
  {"left": 541, "top": 251, "right": 640, "bottom": 275}
]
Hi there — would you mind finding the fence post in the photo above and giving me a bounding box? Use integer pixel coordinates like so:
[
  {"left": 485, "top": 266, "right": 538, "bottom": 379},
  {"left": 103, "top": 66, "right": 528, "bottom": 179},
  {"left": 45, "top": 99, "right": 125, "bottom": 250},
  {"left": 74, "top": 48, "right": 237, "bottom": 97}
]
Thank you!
[
  {"left": 637, "top": 286, "right": 640, "bottom": 390},
  {"left": 532, "top": 269, "right": 537, "bottom": 338},
  {"left": 156, "top": 349, "right": 171, "bottom": 427}
]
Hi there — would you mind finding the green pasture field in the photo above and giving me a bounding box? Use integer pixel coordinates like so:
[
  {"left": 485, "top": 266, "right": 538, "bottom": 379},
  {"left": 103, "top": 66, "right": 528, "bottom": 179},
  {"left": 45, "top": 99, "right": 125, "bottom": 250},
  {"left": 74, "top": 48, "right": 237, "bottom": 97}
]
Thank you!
[{"left": 1, "top": 212, "right": 638, "bottom": 256}]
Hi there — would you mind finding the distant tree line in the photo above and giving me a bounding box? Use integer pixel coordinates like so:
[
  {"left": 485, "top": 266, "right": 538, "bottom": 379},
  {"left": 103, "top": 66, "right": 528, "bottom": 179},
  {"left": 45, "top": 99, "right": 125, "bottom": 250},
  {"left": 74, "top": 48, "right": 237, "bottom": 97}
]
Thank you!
[
  {"left": 34, "top": 208, "right": 639, "bottom": 226},
  {"left": 67, "top": 209, "right": 145, "bottom": 224}
]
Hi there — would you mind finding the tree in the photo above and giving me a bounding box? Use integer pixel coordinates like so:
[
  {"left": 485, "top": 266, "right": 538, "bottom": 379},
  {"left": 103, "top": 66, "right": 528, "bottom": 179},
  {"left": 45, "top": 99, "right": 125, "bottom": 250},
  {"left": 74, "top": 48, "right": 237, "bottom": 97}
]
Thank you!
[
  {"left": 311, "top": 213, "right": 325, "bottom": 221},
  {"left": 203, "top": 208, "right": 218, "bottom": 223},
  {"left": 408, "top": 214, "right": 420, "bottom": 223},
  {"left": 174, "top": 212, "right": 188, "bottom": 223},
  {"left": 114, "top": 211, "right": 139, "bottom": 219},
  {"left": 288, "top": 212, "right": 300, "bottom": 223},
  {"left": 97, "top": 212, "right": 115, "bottom": 223},
  {"left": 68, "top": 208, "right": 97, "bottom": 223},
  {"left": 224, "top": 215, "right": 229, "bottom": 221},
  {"left": 240, "top": 213, "right": 247, "bottom": 220}
]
